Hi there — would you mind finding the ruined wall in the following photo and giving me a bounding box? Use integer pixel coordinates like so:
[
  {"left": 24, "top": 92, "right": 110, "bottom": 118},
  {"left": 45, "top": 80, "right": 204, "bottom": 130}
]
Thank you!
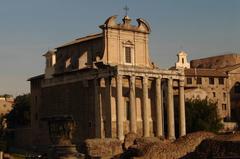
[{"left": 190, "top": 54, "right": 240, "bottom": 69}]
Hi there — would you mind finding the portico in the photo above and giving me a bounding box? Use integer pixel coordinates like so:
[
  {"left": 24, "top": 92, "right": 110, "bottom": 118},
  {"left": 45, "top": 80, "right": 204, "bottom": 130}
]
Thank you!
[{"left": 94, "top": 65, "right": 186, "bottom": 140}]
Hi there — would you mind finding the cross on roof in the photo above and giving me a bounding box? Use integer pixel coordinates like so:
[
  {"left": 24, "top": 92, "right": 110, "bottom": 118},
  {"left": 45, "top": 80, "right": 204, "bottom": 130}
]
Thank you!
[{"left": 123, "top": 5, "right": 129, "bottom": 16}]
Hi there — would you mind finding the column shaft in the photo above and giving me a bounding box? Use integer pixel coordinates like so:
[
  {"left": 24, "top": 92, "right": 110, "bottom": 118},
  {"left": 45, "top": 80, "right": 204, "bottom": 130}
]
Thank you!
[
  {"left": 156, "top": 77, "right": 163, "bottom": 137},
  {"left": 130, "top": 76, "right": 137, "bottom": 133},
  {"left": 105, "top": 77, "right": 112, "bottom": 137},
  {"left": 179, "top": 80, "right": 186, "bottom": 137},
  {"left": 94, "top": 79, "right": 101, "bottom": 138},
  {"left": 142, "top": 76, "right": 149, "bottom": 137},
  {"left": 116, "top": 75, "right": 124, "bottom": 140},
  {"left": 167, "top": 78, "right": 175, "bottom": 140}
]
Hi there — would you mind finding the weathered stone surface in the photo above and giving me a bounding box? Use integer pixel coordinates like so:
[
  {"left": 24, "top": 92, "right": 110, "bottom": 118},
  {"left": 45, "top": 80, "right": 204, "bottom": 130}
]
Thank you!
[
  {"left": 191, "top": 132, "right": 240, "bottom": 158},
  {"left": 131, "top": 131, "right": 215, "bottom": 159},
  {"left": 84, "top": 138, "right": 123, "bottom": 158},
  {"left": 123, "top": 132, "right": 139, "bottom": 150}
]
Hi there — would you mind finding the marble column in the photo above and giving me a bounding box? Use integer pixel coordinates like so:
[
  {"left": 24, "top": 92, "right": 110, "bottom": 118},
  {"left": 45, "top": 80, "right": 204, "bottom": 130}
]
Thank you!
[
  {"left": 179, "top": 80, "right": 186, "bottom": 137},
  {"left": 94, "top": 79, "right": 101, "bottom": 138},
  {"left": 130, "top": 76, "right": 137, "bottom": 133},
  {"left": 116, "top": 75, "right": 124, "bottom": 140},
  {"left": 105, "top": 77, "right": 112, "bottom": 137},
  {"left": 142, "top": 76, "right": 149, "bottom": 137},
  {"left": 167, "top": 78, "right": 175, "bottom": 140},
  {"left": 156, "top": 77, "right": 163, "bottom": 137}
]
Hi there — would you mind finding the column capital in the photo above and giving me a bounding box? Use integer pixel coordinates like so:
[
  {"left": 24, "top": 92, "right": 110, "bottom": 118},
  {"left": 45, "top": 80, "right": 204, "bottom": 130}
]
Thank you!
[
  {"left": 117, "top": 74, "right": 123, "bottom": 77},
  {"left": 168, "top": 77, "right": 173, "bottom": 85},
  {"left": 157, "top": 75, "right": 163, "bottom": 79},
  {"left": 143, "top": 76, "right": 148, "bottom": 84},
  {"left": 130, "top": 75, "right": 136, "bottom": 81},
  {"left": 179, "top": 80, "right": 185, "bottom": 87},
  {"left": 156, "top": 77, "right": 161, "bottom": 87}
]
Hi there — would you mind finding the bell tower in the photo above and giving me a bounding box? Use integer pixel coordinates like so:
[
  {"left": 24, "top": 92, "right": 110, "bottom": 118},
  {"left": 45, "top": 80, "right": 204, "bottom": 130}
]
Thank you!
[{"left": 175, "top": 50, "right": 190, "bottom": 69}]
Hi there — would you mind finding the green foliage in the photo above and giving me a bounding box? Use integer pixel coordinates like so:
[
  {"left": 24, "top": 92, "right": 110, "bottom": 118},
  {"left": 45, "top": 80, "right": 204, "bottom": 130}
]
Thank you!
[
  {"left": 5, "top": 94, "right": 31, "bottom": 128},
  {"left": 186, "top": 98, "right": 223, "bottom": 133}
]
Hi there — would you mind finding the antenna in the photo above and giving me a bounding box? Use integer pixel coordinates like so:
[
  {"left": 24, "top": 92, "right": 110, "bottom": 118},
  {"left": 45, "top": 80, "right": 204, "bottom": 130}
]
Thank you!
[{"left": 123, "top": 5, "right": 129, "bottom": 16}]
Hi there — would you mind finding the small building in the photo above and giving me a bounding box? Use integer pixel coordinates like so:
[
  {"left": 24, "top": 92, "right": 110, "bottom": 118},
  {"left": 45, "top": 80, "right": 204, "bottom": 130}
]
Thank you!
[{"left": 189, "top": 54, "right": 240, "bottom": 121}]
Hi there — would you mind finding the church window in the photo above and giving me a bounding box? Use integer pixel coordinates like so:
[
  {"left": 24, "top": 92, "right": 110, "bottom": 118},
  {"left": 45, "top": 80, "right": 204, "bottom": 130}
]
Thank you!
[
  {"left": 209, "top": 77, "right": 214, "bottom": 85},
  {"left": 182, "top": 58, "right": 184, "bottom": 64},
  {"left": 125, "top": 47, "right": 132, "bottom": 63},
  {"left": 187, "top": 78, "right": 192, "bottom": 84},
  {"left": 65, "top": 58, "right": 71, "bottom": 68},
  {"left": 46, "top": 58, "right": 52, "bottom": 68},
  {"left": 219, "top": 78, "right": 224, "bottom": 85},
  {"left": 223, "top": 92, "right": 226, "bottom": 101},
  {"left": 213, "top": 92, "right": 216, "bottom": 97},
  {"left": 196, "top": 77, "right": 202, "bottom": 84}
]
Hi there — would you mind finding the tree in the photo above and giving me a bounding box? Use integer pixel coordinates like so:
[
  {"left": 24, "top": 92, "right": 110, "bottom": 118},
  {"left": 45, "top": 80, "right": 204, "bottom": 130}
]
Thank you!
[
  {"left": 185, "top": 98, "right": 223, "bottom": 133},
  {"left": 5, "top": 94, "right": 31, "bottom": 128}
]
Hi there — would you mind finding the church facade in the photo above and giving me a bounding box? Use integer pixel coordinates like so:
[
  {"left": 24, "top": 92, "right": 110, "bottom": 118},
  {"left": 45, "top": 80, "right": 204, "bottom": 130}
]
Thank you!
[{"left": 29, "top": 15, "right": 186, "bottom": 146}]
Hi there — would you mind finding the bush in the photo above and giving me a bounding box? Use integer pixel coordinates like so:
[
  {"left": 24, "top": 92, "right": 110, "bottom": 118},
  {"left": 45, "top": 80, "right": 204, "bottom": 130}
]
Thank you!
[
  {"left": 186, "top": 98, "right": 223, "bottom": 133},
  {"left": 5, "top": 94, "right": 30, "bottom": 128}
]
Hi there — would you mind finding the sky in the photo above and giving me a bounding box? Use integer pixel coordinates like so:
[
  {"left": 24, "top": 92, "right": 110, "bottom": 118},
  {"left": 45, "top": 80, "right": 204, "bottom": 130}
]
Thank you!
[{"left": 0, "top": 0, "right": 239, "bottom": 96}]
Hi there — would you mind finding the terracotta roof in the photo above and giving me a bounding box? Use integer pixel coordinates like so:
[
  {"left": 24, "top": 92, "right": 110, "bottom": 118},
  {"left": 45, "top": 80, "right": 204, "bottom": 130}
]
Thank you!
[
  {"left": 185, "top": 68, "right": 227, "bottom": 77},
  {"left": 56, "top": 33, "right": 103, "bottom": 49}
]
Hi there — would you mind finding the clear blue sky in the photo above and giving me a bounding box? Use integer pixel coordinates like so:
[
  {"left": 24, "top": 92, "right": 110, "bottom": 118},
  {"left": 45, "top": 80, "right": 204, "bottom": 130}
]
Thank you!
[{"left": 0, "top": 0, "right": 239, "bottom": 96}]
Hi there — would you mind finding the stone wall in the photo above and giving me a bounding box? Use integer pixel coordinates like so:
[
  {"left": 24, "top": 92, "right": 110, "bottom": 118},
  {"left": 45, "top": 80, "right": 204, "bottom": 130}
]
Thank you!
[
  {"left": 34, "top": 80, "right": 96, "bottom": 146},
  {"left": 84, "top": 138, "right": 123, "bottom": 159},
  {"left": 190, "top": 54, "right": 240, "bottom": 69},
  {"left": 188, "top": 133, "right": 240, "bottom": 158},
  {"left": 127, "top": 131, "right": 215, "bottom": 159}
]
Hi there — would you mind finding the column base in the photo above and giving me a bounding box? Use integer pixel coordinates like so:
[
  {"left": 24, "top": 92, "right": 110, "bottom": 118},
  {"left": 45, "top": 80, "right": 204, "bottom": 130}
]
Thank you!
[{"left": 167, "top": 136, "right": 176, "bottom": 141}]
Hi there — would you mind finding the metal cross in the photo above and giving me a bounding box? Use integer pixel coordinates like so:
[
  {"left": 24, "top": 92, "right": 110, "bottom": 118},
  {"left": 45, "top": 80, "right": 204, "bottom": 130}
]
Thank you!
[{"left": 123, "top": 5, "right": 129, "bottom": 16}]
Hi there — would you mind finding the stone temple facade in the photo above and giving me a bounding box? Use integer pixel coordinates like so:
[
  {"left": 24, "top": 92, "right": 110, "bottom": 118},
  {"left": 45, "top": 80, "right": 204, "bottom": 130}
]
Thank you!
[{"left": 29, "top": 15, "right": 186, "bottom": 147}]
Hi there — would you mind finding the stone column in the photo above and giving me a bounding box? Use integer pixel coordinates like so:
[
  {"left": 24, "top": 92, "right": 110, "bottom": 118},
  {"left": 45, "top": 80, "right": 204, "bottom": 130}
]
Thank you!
[
  {"left": 116, "top": 75, "right": 124, "bottom": 140},
  {"left": 130, "top": 76, "right": 137, "bottom": 133},
  {"left": 167, "top": 78, "right": 175, "bottom": 140},
  {"left": 142, "top": 76, "right": 149, "bottom": 137},
  {"left": 105, "top": 77, "right": 112, "bottom": 137},
  {"left": 179, "top": 80, "right": 186, "bottom": 137},
  {"left": 94, "top": 79, "right": 101, "bottom": 138},
  {"left": 156, "top": 77, "right": 163, "bottom": 137}
]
